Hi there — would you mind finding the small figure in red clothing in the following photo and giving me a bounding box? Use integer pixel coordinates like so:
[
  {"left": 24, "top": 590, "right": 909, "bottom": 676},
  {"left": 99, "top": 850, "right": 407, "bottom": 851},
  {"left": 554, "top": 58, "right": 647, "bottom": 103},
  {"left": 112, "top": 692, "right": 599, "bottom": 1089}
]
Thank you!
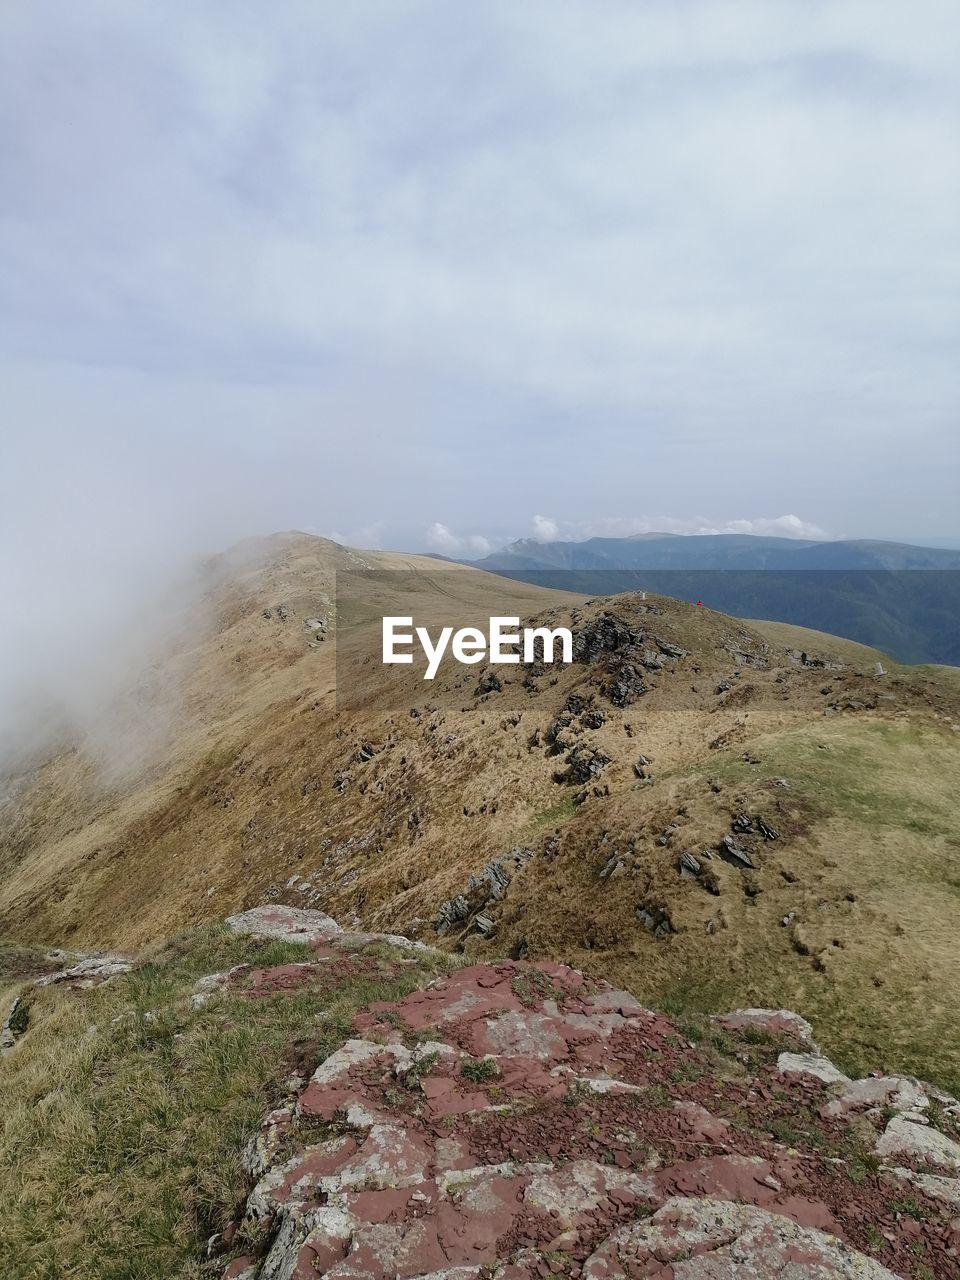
[{"left": 696, "top": 600, "right": 703, "bottom": 607}]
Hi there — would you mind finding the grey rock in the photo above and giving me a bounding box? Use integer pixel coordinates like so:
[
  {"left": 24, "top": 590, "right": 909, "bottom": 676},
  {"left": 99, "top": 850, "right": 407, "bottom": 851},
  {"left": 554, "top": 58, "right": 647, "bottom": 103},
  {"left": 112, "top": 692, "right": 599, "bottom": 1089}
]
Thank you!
[
  {"left": 678, "top": 852, "right": 702, "bottom": 879},
  {"left": 435, "top": 895, "right": 471, "bottom": 935},
  {"left": 600, "top": 854, "right": 626, "bottom": 881},
  {"left": 572, "top": 612, "right": 645, "bottom": 663},
  {"left": 1, "top": 995, "right": 26, "bottom": 1055},
  {"left": 778, "top": 1052, "right": 850, "bottom": 1085},
  {"left": 654, "top": 637, "right": 689, "bottom": 659},
  {"left": 605, "top": 663, "right": 647, "bottom": 708},
  {"left": 468, "top": 859, "right": 510, "bottom": 901},
  {"left": 888, "top": 1166, "right": 960, "bottom": 1210},
  {"left": 474, "top": 913, "right": 496, "bottom": 937},
  {"left": 636, "top": 902, "right": 673, "bottom": 940},
  {"left": 582, "top": 1196, "right": 900, "bottom": 1279},
  {"left": 718, "top": 834, "right": 755, "bottom": 870},
  {"left": 822, "top": 1075, "right": 928, "bottom": 1120},
  {"left": 35, "top": 953, "right": 133, "bottom": 988},
  {"left": 226, "top": 906, "right": 342, "bottom": 944},
  {"left": 875, "top": 1113, "right": 960, "bottom": 1171},
  {"left": 716, "top": 1008, "right": 819, "bottom": 1051},
  {"left": 562, "top": 743, "right": 611, "bottom": 784},
  {"left": 477, "top": 668, "right": 503, "bottom": 694}
]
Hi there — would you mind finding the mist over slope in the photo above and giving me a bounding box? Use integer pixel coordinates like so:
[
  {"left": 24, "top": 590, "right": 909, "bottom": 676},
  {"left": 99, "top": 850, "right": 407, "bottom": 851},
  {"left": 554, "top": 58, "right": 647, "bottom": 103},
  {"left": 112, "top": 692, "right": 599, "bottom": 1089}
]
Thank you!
[{"left": 2, "top": 532, "right": 959, "bottom": 1093}]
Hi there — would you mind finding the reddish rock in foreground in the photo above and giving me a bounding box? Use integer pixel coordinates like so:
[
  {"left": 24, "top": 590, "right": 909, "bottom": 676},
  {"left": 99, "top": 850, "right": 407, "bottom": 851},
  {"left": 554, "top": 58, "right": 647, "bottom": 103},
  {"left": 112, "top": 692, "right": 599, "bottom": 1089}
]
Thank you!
[{"left": 215, "top": 909, "right": 960, "bottom": 1280}]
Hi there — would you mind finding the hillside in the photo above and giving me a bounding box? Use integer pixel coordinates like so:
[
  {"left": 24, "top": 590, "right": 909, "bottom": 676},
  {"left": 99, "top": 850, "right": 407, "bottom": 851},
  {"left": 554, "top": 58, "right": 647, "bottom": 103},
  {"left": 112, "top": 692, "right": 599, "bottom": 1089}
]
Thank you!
[
  {"left": 4, "top": 906, "right": 960, "bottom": 1279},
  {"left": 2, "top": 532, "right": 959, "bottom": 1100},
  {"left": 469, "top": 534, "right": 960, "bottom": 664}
]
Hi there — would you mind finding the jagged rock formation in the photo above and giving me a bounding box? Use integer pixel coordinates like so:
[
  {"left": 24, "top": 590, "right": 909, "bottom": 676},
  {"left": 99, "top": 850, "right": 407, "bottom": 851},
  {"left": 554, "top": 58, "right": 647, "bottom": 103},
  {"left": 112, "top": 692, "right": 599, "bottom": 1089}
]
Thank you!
[{"left": 202, "top": 909, "right": 960, "bottom": 1280}]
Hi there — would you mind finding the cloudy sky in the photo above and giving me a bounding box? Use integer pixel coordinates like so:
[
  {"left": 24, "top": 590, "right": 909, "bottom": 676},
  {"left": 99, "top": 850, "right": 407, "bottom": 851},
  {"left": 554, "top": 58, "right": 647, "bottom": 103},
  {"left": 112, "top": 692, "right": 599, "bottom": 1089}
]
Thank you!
[{"left": 3, "top": 0, "right": 959, "bottom": 573}]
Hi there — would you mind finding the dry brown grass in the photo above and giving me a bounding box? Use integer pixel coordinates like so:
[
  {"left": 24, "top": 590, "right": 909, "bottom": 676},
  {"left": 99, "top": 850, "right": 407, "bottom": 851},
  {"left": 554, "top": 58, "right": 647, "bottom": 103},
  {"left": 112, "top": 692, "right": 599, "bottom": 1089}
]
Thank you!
[{"left": 2, "top": 533, "right": 960, "bottom": 1095}]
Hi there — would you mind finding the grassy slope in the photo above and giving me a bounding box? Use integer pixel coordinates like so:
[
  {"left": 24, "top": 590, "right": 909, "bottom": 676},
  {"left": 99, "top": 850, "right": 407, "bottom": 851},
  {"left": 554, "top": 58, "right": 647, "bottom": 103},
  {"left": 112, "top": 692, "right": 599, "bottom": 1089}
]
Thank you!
[
  {"left": 0, "top": 927, "right": 454, "bottom": 1280},
  {"left": 2, "top": 537, "right": 960, "bottom": 1111},
  {"left": 0, "top": 537, "right": 580, "bottom": 949},
  {"left": 647, "top": 716, "right": 960, "bottom": 1090},
  {"left": 746, "top": 618, "right": 894, "bottom": 666}
]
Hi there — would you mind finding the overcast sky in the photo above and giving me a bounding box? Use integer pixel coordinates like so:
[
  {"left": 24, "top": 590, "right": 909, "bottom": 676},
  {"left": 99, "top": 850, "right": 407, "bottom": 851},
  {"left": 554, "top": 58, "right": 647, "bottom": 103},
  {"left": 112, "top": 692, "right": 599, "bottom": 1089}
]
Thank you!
[{"left": 3, "top": 1, "right": 959, "bottom": 573}]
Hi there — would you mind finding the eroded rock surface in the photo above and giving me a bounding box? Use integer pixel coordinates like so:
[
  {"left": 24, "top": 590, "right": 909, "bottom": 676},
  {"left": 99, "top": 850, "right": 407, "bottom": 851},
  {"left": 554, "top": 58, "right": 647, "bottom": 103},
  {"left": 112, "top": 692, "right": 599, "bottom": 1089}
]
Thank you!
[
  {"left": 582, "top": 1197, "right": 899, "bottom": 1279},
  {"left": 213, "top": 923, "right": 960, "bottom": 1280}
]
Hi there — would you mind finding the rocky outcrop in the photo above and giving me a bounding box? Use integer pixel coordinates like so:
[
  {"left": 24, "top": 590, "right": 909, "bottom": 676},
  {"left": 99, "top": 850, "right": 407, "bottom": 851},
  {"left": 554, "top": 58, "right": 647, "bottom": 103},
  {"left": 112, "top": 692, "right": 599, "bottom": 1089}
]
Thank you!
[
  {"left": 559, "top": 743, "right": 611, "bottom": 786},
  {"left": 434, "top": 848, "right": 536, "bottom": 938},
  {"left": 226, "top": 905, "right": 436, "bottom": 955},
  {"left": 778, "top": 1052, "right": 852, "bottom": 1085},
  {"left": 33, "top": 952, "right": 133, "bottom": 988},
  {"left": 571, "top": 612, "right": 645, "bottom": 663},
  {"left": 1, "top": 994, "right": 26, "bottom": 1055},
  {"left": 0, "top": 947, "right": 135, "bottom": 1059},
  {"left": 211, "top": 915, "right": 960, "bottom": 1280}
]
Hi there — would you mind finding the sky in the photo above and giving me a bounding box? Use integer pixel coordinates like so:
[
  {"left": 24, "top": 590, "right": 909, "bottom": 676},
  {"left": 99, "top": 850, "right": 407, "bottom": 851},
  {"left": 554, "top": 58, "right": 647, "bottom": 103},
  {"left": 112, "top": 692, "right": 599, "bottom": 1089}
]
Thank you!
[
  {"left": 3, "top": 1, "right": 959, "bottom": 559},
  {"left": 1, "top": 2, "right": 959, "bottom": 751}
]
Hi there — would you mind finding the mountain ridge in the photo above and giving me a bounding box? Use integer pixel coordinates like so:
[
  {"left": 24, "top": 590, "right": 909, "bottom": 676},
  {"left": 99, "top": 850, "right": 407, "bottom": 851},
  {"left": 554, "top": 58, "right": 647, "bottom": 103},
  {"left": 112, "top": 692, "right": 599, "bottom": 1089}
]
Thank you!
[
  {"left": 473, "top": 532, "right": 960, "bottom": 572},
  {"left": 2, "top": 533, "right": 959, "bottom": 1096},
  {"left": 464, "top": 533, "right": 960, "bottom": 664}
]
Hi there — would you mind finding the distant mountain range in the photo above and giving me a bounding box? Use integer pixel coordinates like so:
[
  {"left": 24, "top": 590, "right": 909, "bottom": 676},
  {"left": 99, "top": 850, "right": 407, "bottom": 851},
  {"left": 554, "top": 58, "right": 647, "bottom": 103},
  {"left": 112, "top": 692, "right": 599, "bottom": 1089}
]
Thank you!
[
  {"left": 468, "top": 534, "right": 960, "bottom": 664},
  {"left": 474, "top": 533, "right": 960, "bottom": 572}
]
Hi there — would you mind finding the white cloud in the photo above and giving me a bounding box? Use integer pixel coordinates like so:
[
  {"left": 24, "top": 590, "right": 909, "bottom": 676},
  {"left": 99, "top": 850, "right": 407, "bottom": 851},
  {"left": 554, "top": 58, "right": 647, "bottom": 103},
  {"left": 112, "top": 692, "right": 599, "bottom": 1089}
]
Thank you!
[
  {"left": 520, "top": 513, "right": 831, "bottom": 543},
  {"left": 425, "top": 522, "right": 462, "bottom": 554},
  {"left": 424, "top": 523, "right": 492, "bottom": 557},
  {"left": 531, "top": 515, "right": 560, "bottom": 542},
  {"left": 716, "top": 515, "right": 830, "bottom": 540}
]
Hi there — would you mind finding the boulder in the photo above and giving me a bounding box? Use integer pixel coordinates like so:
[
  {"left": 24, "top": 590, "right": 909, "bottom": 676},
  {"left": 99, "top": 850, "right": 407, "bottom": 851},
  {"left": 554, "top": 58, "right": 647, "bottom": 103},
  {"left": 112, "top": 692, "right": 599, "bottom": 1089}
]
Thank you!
[
  {"left": 778, "top": 1052, "right": 850, "bottom": 1085},
  {"left": 226, "top": 906, "right": 342, "bottom": 945},
  {"left": 718, "top": 834, "right": 755, "bottom": 870},
  {"left": 875, "top": 1113, "right": 960, "bottom": 1172},
  {"left": 715, "top": 1009, "right": 818, "bottom": 1051},
  {"left": 822, "top": 1075, "right": 928, "bottom": 1120}
]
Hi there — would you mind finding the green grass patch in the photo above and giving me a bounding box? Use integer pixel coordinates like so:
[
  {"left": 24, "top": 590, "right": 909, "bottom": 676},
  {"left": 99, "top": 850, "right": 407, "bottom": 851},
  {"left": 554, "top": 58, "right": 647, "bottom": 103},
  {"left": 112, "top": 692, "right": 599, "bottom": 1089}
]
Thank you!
[
  {"left": 0, "top": 922, "right": 453, "bottom": 1280},
  {"left": 460, "top": 1056, "right": 500, "bottom": 1083}
]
